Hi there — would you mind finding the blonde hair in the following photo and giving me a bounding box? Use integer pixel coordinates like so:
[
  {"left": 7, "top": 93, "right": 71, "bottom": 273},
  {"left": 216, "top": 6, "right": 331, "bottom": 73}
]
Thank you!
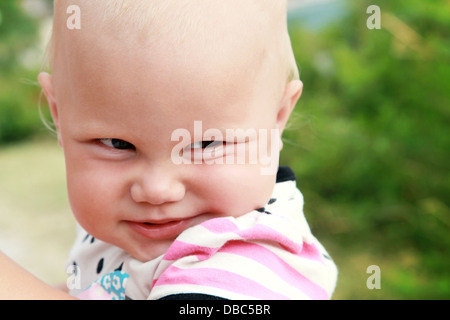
[{"left": 45, "top": 0, "right": 299, "bottom": 83}]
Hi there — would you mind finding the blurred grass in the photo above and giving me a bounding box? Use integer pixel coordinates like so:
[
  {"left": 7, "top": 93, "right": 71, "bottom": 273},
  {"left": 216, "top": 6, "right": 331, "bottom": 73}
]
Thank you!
[{"left": 0, "top": 135, "right": 76, "bottom": 285}]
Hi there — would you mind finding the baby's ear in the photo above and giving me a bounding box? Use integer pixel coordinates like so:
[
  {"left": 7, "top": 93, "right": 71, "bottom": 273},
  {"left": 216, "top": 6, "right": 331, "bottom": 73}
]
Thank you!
[
  {"left": 276, "top": 80, "right": 303, "bottom": 149},
  {"left": 38, "top": 72, "right": 62, "bottom": 147}
]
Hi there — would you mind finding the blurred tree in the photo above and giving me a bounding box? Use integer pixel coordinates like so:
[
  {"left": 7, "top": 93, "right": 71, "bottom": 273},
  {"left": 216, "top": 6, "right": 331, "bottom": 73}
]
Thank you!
[
  {"left": 282, "top": 0, "right": 449, "bottom": 298},
  {"left": 0, "top": 0, "right": 38, "bottom": 73},
  {"left": 0, "top": 0, "right": 44, "bottom": 143}
]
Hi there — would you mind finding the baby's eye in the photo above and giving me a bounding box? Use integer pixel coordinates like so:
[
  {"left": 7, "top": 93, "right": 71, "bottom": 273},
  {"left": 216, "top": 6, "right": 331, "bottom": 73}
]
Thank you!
[
  {"left": 99, "top": 138, "right": 136, "bottom": 150},
  {"left": 189, "top": 140, "right": 224, "bottom": 149}
]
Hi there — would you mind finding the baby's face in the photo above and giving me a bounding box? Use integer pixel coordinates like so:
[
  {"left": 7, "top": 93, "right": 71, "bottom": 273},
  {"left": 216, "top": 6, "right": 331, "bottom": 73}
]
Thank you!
[{"left": 40, "top": 1, "right": 301, "bottom": 261}]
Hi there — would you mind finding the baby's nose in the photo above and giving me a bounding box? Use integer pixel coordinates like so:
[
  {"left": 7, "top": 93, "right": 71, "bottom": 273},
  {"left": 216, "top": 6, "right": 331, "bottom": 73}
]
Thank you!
[{"left": 130, "top": 165, "right": 185, "bottom": 205}]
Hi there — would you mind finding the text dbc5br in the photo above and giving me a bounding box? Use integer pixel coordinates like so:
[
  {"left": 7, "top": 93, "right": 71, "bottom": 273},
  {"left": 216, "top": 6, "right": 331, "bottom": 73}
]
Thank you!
[{"left": 223, "top": 304, "right": 270, "bottom": 315}]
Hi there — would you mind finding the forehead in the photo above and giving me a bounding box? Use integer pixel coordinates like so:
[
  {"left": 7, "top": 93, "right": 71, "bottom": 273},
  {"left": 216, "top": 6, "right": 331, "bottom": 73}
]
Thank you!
[
  {"left": 59, "top": 45, "right": 277, "bottom": 132},
  {"left": 52, "top": 1, "right": 286, "bottom": 138},
  {"left": 55, "top": 37, "right": 280, "bottom": 142},
  {"left": 54, "top": 1, "right": 276, "bottom": 51},
  {"left": 52, "top": 0, "right": 285, "bottom": 83}
]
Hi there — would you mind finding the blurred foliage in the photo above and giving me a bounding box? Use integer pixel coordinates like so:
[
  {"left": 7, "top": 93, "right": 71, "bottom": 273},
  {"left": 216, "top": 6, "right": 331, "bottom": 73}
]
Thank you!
[
  {"left": 0, "top": 0, "right": 449, "bottom": 299},
  {"left": 282, "top": 0, "right": 449, "bottom": 299},
  {"left": 0, "top": 0, "right": 47, "bottom": 144}
]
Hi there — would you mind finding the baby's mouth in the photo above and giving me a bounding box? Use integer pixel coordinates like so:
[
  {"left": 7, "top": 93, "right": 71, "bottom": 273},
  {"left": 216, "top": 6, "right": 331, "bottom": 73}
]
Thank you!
[
  {"left": 139, "top": 219, "right": 183, "bottom": 226},
  {"left": 140, "top": 220, "right": 181, "bottom": 227},
  {"left": 127, "top": 218, "right": 192, "bottom": 240}
]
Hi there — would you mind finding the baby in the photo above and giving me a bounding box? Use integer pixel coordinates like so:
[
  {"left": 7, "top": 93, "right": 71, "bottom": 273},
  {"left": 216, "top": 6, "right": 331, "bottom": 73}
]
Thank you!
[{"left": 12, "top": 0, "right": 338, "bottom": 299}]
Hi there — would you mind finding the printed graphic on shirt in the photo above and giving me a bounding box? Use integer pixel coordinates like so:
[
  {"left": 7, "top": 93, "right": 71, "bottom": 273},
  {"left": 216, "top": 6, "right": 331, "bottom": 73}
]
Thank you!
[{"left": 78, "top": 270, "right": 130, "bottom": 300}]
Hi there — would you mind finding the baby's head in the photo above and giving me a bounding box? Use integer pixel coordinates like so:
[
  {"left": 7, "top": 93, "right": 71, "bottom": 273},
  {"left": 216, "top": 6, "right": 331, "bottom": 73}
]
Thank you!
[{"left": 39, "top": 0, "right": 302, "bottom": 261}]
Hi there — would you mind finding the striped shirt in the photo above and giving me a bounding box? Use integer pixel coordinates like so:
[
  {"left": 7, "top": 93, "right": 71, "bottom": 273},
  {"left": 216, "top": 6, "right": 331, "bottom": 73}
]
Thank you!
[{"left": 68, "top": 167, "right": 338, "bottom": 300}]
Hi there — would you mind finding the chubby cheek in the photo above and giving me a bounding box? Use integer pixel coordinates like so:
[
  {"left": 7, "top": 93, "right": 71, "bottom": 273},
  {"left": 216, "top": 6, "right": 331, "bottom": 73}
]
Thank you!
[
  {"left": 199, "top": 165, "right": 276, "bottom": 217},
  {"left": 65, "top": 166, "right": 124, "bottom": 238}
]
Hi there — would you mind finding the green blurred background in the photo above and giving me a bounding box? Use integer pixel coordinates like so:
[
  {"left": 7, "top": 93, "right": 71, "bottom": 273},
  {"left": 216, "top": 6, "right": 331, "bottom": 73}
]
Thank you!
[{"left": 0, "top": 0, "right": 449, "bottom": 299}]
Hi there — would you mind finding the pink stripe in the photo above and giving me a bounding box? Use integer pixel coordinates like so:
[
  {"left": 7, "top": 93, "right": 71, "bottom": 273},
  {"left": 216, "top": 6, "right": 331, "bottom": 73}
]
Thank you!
[
  {"left": 219, "top": 241, "right": 329, "bottom": 299},
  {"left": 154, "top": 266, "right": 289, "bottom": 300},
  {"left": 301, "top": 242, "right": 325, "bottom": 262},
  {"left": 237, "top": 224, "right": 302, "bottom": 253},
  {"left": 200, "top": 218, "right": 239, "bottom": 233},
  {"left": 201, "top": 218, "right": 302, "bottom": 253},
  {"left": 164, "top": 239, "right": 324, "bottom": 264},
  {"left": 163, "top": 240, "right": 217, "bottom": 261}
]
